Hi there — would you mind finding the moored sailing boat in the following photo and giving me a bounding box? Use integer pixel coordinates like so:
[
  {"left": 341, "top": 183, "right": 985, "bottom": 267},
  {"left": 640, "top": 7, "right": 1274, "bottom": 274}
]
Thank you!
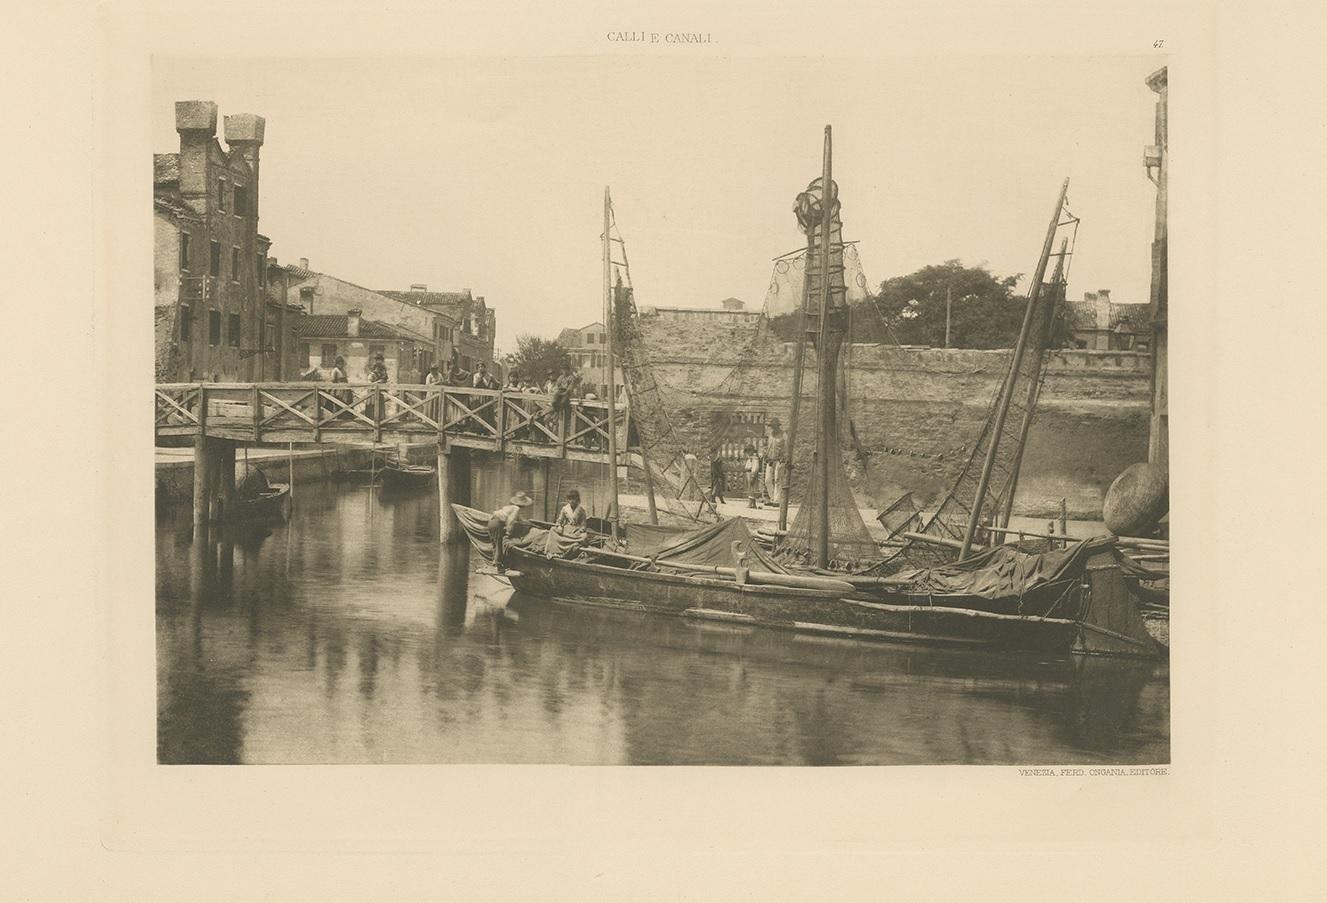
[{"left": 451, "top": 130, "right": 1158, "bottom": 658}]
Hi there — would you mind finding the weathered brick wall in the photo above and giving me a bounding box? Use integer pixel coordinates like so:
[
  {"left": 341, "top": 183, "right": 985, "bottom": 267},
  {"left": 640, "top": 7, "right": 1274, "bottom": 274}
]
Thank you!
[{"left": 637, "top": 316, "right": 1151, "bottom": 518}]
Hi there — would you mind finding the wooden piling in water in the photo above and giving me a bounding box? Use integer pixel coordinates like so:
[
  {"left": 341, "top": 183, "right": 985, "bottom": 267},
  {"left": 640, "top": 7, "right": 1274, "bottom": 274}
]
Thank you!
[
  {"left": 438, "top": 444, "right": 472, "bottom": 544},
  {"left": 193, "top": 435, "right": 212, "bottom": 530}
]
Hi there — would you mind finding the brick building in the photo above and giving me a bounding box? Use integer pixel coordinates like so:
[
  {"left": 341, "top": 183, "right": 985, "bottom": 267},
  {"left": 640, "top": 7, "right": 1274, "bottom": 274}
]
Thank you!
[{"left": 154, "top": 101, "right": 276, "bottom": 381}]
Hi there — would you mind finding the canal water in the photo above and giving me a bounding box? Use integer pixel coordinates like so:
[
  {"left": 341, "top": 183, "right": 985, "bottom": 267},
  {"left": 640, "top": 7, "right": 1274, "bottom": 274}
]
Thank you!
[{"left": 156, "top": 474, "right": 1170, "bottom": 765}]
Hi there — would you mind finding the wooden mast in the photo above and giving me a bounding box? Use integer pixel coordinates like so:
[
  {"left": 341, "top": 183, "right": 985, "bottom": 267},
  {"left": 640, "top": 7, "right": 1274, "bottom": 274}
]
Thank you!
[
  {"left": 997, "top": 235, "right": 1069, "bottom": 529},
  {"left": 959, "top": 178, "right": 1069, "bottom": 558},
  {"left": 813, "top": 126, "right": 834, "bottom": 569},
  {"left": 603, "top": 186, "right": 621, "bottom": 542}
]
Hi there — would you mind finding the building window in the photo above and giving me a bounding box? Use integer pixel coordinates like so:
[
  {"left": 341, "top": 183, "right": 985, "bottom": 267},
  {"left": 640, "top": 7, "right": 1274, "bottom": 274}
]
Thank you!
[
  {"left": 321, "top": 343, "right": 338, "bottom": 364},
  {"left": 227, "top": 313, "right": 241, "bottom": 347},
  {"left": 257, "top": 254, "right": 265, "bottom": 287},
  {"left": 217, "top": 180, "right": 227, "bottom": 212},
  {"left": 299, "top": 343, "right": 310, "bottom": 367},
  {"left": 179, "top": 305, "right": 192, "bottom": 342},
  {"left": 300, "top": 287, "right": 315, "bottom": 311},
  {"left": 209, "top": 241, "right": 221, "bottom": 277},
  {"left": 231, "top": 247, "right": 240, "bottom": 283},
  {"left": 178, "top": 232, "right": 191, "bottom": 271},
  {"left": 233, "top": 185, "right": 248, "bottom": 216},
  {"left": 368, "top": 344, "right": 385, "bottom": 360},
  {"left": 208, "top": 310, "right": 222, "bottom": 346}
]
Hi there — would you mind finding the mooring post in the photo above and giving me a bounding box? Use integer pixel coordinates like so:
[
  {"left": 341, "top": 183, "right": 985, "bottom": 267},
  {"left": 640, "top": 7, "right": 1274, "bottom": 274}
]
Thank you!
[{"left": 437, "top": 444, "right": 472, "bottom": 544}]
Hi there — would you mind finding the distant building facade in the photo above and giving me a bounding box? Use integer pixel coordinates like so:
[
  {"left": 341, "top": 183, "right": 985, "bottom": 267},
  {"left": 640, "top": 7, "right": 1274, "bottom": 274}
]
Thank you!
[
  {"left": 293, "top": 310, "right": 429, "bottom": 383},
  {"left": 280, "top": 265, "right": 442, "bottom": 378},
  {"left": 154, "top": 101, "right": 277, "bottom": 381},
  {"left": 378, "top": 286, "right": 497, "bottom": 373},
  {"left": 640, "top": 297, "right": 763, "bottom": 327},
  {"left": 557, "top": 321, "right": 624, "bottom": 398},
  {"left": 1064, "top": 289, "right": 1152, "bottom": 352}
]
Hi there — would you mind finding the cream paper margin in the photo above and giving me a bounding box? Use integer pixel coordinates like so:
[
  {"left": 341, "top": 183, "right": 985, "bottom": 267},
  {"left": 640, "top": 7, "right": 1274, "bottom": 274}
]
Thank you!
[{"left": 14, "top": 0, "right": 1308, "bottom": 898}]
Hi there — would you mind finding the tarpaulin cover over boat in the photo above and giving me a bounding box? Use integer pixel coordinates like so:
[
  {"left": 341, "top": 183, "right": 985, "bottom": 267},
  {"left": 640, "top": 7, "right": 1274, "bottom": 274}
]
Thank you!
[
  {"left": 622, "top": 522, "right": 692, "bottom": 556},
  {"left": 880, "top": 538, "right": 1101, "bottom": 599},
  {"left": 651, "top": 518, "right": 789, "bottom": 574}
]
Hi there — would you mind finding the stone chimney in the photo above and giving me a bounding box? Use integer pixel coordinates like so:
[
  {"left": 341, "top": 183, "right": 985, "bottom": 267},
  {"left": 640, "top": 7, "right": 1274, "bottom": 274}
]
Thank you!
[
  {"left": 1095, "top": 289, "right": 1112, "bottom": 329},
  {"left": 174, "top": 100, "right": 218, "bottom": 215},
  {"left": 299, "top": 257, "right": 309, "bottom": 271},
  {"left": 410, "top": 283, "right": 428, "bottom": 292},
  {"left": 223, "top": 113, "right": 265, "bottom": 218},
  {"left": 347, "top": 309, "right": 362, "bottom": 337}
]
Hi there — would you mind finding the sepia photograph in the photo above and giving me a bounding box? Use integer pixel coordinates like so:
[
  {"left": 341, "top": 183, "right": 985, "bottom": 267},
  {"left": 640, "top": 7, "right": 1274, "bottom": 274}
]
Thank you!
[
  {"left": 15, "top": 0, "right": 1327, "bottom": 898},
  {"left": 150, "top": 52, "right": 1171, "bottom": 766}
]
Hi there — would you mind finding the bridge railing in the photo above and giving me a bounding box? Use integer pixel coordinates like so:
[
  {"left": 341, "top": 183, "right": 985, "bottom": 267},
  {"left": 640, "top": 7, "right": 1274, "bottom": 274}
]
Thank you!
[{"left": 155, "top": 382, "right": 624, "bottom": 456}]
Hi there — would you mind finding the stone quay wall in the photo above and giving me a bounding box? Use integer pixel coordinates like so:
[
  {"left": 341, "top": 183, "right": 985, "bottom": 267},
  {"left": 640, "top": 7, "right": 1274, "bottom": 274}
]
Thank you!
[{"left": 636, "top": 315, "right": 1152, "bottom": 519}]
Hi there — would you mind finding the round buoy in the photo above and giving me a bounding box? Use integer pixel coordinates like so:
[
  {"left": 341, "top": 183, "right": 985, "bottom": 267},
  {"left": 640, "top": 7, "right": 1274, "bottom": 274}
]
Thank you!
[{"left": 1102, "top": 462, "right": 1169, "bottom": 536}]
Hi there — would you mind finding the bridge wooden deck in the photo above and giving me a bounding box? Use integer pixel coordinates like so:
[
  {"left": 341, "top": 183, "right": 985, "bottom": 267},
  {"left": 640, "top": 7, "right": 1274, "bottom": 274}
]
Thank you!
[{"left": 155, "top": 382, "right": 624, "bottom": 463}]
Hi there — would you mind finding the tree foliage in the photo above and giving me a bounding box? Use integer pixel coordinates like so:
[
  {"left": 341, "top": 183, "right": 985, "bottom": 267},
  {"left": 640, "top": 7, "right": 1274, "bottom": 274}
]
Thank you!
[
  {"left": 506, "top": 333, "right": 572, "bottom": 384},
  {"left": 769, "top": 259, "right": 1070, "bottom": 349}
]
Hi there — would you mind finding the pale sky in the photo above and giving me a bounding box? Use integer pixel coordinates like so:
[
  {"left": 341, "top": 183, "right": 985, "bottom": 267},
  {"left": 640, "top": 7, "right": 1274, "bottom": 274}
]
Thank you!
[{"left": 153, "top": 54, "right": 1161, "bottom": 353}]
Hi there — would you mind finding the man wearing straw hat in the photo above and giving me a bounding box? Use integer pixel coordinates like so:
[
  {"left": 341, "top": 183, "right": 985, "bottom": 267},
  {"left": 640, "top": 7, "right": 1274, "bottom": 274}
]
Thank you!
[{"left": 488, "top": 490, "right": 535, "bottom": 573}]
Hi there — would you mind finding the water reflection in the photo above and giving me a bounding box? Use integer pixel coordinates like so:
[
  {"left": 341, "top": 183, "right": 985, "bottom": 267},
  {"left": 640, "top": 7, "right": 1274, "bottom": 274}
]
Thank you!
[{"left": 156, "top": 478, "right": 1169, "bottom": 765}]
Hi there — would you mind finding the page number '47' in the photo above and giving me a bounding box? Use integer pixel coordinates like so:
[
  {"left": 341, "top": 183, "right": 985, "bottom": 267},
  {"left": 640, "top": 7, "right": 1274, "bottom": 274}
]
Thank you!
[{"left": 1153, "top": 39, "right": 1165, "bottom": 48}]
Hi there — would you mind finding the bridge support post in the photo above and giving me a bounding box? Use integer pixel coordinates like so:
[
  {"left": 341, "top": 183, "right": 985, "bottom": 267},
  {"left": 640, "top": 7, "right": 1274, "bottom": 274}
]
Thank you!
[
  {"left": 438, "top": 444, "right": 471, "bottom": 544},
  {"left": 216, "top": 441, "right": 237, "bottom": 522},
  {"left": 194, "top": 436, "right": 239, "bottom": 525},
  {"left": 193, "top": 435, "right": 214, "bottom": 530}
]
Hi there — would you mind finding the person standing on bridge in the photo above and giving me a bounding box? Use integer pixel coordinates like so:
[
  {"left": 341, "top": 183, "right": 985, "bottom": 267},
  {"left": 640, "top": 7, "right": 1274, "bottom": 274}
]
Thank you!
[
  {"left": 366, "top": 351, "right": 389, "bottom": 421},
  {"left": 329, "top": 355, "right": 349, "bottom": 420}
]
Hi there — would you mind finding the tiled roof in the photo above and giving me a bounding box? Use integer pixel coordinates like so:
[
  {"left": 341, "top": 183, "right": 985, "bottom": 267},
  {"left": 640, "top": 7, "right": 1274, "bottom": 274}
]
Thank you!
[
  {"left": 291, "top": 314, "right": 416, "bottom": 340},
  {"left": 154, "top": 153, "right": 180, "bottom": 184},
  {"left": 377, "top": 289, "right": 476, "bottom": 320},
  {"left": 1064, "top": 300, "right": 1152, "bottom": 331}
]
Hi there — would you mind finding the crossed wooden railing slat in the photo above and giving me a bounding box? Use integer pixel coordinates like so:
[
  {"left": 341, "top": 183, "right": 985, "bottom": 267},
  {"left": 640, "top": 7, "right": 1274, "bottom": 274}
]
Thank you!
[{"left": 155, "top": 383, "right": 623, "bottom": 459}]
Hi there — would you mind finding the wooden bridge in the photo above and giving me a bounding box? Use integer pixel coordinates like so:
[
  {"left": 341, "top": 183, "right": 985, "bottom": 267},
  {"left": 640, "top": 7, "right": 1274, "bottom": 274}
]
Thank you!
[
  {"left": 155, "top": 382, "right": 624, "bottom": 461},
  {"left": 156, "top": 382, "right": 627, "bottom": 535}
]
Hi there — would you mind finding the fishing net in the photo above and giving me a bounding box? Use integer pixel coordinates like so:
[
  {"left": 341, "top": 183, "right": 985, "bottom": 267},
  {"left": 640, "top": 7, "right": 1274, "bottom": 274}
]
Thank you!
[
  {"left": 609, "top": 212, "right": 720, "bottom": 523},
  {"left": 764, "top": 241, "right": 870, "bottom": 317}
]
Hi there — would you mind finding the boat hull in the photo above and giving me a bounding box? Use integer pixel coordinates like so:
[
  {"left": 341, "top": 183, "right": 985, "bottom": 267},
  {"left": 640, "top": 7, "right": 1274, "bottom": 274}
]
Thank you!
[
  {"left": 237, "top": 484, "right": 290, "bottom": 522},
  {"left": 504, "top": 545, "right": 1124, "bottom": 655}
]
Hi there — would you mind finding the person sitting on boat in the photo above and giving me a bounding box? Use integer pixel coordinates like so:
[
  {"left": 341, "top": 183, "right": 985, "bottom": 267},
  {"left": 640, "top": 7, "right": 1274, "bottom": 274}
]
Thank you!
[
  {"left": 488, "top": 491, "right": 535, "bottom": 573},
  {"left": 555, "top": 489, "right": 589, "bottom": 533}
]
